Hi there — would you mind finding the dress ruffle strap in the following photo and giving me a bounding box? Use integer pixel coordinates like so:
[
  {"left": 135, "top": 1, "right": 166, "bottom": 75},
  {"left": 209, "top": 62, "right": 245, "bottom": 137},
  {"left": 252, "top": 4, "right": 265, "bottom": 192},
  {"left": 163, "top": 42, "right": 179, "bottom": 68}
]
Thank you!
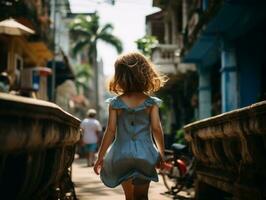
[
  {"left": 105, "top": 96, "right": 163, "bottom": 111},
  {"left": 105, "top": 96, "right": 127, "bottom": 109},
  {"left": 144, "top": 96, "right": 162, "bottom": 107}
]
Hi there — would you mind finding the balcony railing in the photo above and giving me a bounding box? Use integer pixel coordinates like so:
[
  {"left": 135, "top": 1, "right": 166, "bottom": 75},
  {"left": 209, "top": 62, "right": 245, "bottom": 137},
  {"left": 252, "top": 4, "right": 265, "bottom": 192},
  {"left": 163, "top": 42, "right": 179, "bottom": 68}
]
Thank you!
[
  {"left": 151, "top": 44, "right": 196, "bottom": 75},
  {"left": 184, "top": 100, "right": 266, "bottom": 200},
  {"left": 0, "top": 93, "right": 81, "bottom": 199},
  {"left": 151, "top": 44, "right": 179, "bottom": 75}
]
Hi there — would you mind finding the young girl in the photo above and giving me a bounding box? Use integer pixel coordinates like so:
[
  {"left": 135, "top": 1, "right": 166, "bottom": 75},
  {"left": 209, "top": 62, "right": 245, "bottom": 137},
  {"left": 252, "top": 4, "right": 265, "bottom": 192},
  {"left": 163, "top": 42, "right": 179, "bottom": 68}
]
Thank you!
[{"left": 94, "top": 52, "right": 168, "bottom": 200}]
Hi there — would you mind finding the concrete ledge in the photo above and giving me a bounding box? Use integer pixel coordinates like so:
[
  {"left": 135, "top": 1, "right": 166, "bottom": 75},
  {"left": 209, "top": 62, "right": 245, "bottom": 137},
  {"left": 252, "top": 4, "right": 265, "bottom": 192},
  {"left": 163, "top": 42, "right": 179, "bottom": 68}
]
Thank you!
[
  {"left": 0, "top": 93, "right": 81, "bottom": 199},
  {"left": 184, "top": 100, "right": 266, "bottom": 200}
]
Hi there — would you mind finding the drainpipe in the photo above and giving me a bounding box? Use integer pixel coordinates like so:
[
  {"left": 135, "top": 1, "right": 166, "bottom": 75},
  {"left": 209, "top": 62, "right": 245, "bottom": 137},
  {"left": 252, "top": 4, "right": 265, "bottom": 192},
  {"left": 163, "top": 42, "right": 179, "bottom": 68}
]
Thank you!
[
  {"left": 220, "top": 38, "right": 238, "bottom": 112},
  {"left": 164, "top": 21, "right": 170, "bottom": 44},
  {"left": 182, "top": 0, "right": 188, "bottom": 33},
  {"left": 93, "top": 51, "right": 100, "bottom": 121},
  {"left": 198, "top": 65, "right": 212, "bottom": 119},
  {"left": 51, "top": 0, "right": 57, "bottom": 102},
  {"left": 170, "top": 8, "right": 177, "bottom": 44},
  {"left": 202, "top": 0, "right": 209, "bottom": 11}
]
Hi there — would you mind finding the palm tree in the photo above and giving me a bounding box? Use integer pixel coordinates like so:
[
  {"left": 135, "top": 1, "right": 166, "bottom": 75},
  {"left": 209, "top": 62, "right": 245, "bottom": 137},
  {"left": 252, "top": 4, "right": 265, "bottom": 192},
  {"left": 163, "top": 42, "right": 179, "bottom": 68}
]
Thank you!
[
  {"left": 70, "top": 13, "right": 123, "bottom": 117},
  {"left": 74, "top": 63, "right": 92, "bottom": 95}
]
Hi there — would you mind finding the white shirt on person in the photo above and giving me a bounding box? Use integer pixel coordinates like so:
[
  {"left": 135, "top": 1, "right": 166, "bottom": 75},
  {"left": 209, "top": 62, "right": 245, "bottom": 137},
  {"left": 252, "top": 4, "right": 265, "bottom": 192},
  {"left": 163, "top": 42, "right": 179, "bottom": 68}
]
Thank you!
[{"left": 80, "top": 118, "right": 102, "bottom": 144}]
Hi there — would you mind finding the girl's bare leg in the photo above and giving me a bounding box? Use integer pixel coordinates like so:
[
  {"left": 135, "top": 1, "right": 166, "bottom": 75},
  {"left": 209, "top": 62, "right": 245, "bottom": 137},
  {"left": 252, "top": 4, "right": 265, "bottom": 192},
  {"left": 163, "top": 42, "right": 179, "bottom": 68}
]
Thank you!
[
  {"left": 133, "top": 182, "right": 150, "bottom": 200},
  {"left": 122, "top": 179, "right": 133, "bottom": 200}
]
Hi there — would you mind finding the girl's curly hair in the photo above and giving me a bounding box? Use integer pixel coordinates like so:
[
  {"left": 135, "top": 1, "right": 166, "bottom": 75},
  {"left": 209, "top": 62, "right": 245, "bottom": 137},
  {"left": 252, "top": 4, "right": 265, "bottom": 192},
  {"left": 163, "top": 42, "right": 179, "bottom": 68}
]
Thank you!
[{"left": 109, "top": 52, "right": 168, "bottom": 94}]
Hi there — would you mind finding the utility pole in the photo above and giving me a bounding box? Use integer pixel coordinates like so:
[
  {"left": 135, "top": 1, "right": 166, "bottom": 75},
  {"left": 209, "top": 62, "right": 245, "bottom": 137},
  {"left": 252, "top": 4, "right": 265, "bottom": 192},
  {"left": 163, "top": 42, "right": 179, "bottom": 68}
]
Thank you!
[
  {"left": 94, "top": 51, "right": 100, "bottom": 120},
  {"left": 51, "top": 0, "right": 57, "bottom": 102}
]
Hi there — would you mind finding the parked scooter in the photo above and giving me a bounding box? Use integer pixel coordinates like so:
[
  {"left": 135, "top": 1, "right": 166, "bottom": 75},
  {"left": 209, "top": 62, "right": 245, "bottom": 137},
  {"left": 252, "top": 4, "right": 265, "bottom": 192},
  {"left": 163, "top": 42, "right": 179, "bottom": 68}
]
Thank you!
[{"left": 159, "top": 143, "right": 196, "bottom": 196}]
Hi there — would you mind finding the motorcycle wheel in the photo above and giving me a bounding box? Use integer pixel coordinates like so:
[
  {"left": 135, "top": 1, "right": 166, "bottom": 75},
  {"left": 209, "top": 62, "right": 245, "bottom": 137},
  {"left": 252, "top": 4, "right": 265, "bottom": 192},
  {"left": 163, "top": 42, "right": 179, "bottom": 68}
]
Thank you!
[{"left": 159, "top": 156, "right": 184, "bottom": 194}]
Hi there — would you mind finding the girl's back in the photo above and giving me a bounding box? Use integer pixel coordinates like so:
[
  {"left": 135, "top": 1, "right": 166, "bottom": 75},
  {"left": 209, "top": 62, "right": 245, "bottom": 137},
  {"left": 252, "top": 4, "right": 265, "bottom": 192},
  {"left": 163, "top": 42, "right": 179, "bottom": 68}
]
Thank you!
[
  {"left": 119, "top": 93, "right": 150, "bottom": 109},
  {"left": 94, "top": 52, "right": 167, "bottom": 199},
  {"left": 100, "top": 93, "right": 162, "bottom": 187}
]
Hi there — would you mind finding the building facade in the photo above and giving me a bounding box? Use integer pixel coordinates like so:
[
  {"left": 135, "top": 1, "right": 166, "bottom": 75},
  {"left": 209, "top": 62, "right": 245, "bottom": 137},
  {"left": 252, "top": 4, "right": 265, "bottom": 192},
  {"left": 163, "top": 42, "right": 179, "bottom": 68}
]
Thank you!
[
  {"left": 182, "top": 0, "right": 266, "bottom": 119},
  {"left": 0, "top": 0, "right": 54, "bottom": 99},
  {"left": 151, "top": 0, "right": 266, "bottom": 121},
  {"left": 150, "top": 0, "right": 266, "bottom": 199},
  {"left": 146, "top": 0, "right": 197, "bottom": 146}
]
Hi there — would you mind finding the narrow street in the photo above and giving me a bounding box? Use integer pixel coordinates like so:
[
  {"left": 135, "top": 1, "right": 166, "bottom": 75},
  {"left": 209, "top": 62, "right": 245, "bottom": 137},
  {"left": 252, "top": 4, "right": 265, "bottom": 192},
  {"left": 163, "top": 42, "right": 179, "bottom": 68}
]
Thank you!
[
  {"left": 2, "top": 0, "right": 265, "bottom": 199},
  {"left": 72, "top": 156, "right": 173, "bottom": 200}
]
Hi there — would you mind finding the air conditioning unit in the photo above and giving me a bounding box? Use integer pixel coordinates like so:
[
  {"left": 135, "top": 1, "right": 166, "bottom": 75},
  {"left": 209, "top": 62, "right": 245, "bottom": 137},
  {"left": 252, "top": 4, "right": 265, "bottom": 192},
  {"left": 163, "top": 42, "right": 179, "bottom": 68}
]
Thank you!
[{"left": 21, "top": 67, "right": 52, "bottom": 91}]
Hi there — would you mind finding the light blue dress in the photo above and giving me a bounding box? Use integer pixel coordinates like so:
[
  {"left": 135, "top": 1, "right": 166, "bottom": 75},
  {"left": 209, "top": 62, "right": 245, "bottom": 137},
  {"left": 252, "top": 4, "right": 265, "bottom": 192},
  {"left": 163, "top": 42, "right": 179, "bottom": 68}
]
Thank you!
[{"left": 100, "top": 96, "right": 162, "bottom": 188}]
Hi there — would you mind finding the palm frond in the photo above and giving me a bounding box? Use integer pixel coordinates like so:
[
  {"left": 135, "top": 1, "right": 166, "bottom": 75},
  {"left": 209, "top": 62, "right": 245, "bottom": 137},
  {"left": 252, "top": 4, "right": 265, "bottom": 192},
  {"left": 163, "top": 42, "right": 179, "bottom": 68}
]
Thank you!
[
  {"left": 89, "top": 13, "right": 100, "bottom": 33},
  {"left": 70, "top": 27, "right": 92, "bottom": 39},
  {"left": 74, "top": 63, "right": 91, "bottom": 73},
  {"left": 69, "top": 15, "right": 94, "bottom": 42},
  {"left": 69, "top": 13, "right": 123, "bottom": 62},
  {"left": 98, "top": 23, "right": 114, "bottom": 34},
  {"left": 76, "top": 70, "right": 91, "bottom": 78},
  {"left": 72, "top": 39, "right": 89, "bottom": 56},
  {"left": 98, "top": 33, "right": 123, "bottom": 53}
]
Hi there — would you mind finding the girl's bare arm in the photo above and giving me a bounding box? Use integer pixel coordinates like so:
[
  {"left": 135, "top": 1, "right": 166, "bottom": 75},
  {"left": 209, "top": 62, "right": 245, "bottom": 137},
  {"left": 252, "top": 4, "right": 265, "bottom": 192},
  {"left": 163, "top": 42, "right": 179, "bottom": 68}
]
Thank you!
[
  {"left": 150, "top": 105, "right": 165, "bottom": 159},
  {"left": 97, "top": 105, "right": 117, "bottom": 160}
]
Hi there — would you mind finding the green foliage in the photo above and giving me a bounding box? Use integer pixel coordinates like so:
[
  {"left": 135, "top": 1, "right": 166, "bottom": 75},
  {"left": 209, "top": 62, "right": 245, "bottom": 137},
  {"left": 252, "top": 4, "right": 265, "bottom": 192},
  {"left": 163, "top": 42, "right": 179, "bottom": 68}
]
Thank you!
[
  {"left": 135, "top": 35, "right": 158, "bottom": 57},
  {"left": 73, "top": 63, "right": 92, "bottom": 94},
  {"left": 158, "top": 95, "right": 173, "bottom": 135},
  {"left": 175, "top": 129, "right": 185, "bottom": 145},
  {"left": 159, "top": 95, "right": 171, "bottom": 111},
  {"left": 69, "top": 13, "right": 123, "bottom": 64}
]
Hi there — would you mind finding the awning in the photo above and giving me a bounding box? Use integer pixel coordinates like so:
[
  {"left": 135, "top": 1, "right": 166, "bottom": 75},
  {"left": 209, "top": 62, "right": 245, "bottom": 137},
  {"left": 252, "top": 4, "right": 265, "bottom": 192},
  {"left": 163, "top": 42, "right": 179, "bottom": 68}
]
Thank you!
[
  {"left": 47, "top": 57, "right": 75, "bottom": 86},
  {"left": 29, "top": 42, "right": 53, "bottom": 62},
  {"left": 16, "top": 38, "right": 53, "bottom": 66},
  {"left": 0, "top": 18, "right": 35, "bottom": 35},
  {"left": 182, "top": 35, "right": 220, "bottom": 68},
  {"left": 182, "top": 1, "right": 266, "bottom": 67},
  {"left": 33, "top": 67, "right": 52, "bottom": 76}
]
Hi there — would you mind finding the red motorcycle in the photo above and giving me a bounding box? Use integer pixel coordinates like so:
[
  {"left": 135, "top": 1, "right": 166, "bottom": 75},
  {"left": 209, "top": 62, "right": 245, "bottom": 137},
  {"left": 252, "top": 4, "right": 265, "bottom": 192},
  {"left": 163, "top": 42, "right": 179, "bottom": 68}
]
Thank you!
[{"left": 159, "top": 143, "right": 196, "bottom": 196}]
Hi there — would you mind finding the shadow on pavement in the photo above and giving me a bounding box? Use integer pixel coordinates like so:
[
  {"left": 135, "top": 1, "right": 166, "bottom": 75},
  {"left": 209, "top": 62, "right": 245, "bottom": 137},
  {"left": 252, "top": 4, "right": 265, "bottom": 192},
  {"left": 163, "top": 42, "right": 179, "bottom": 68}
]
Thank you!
[{"left": 72, "top": 157, "right": 178, "bottom": 200}]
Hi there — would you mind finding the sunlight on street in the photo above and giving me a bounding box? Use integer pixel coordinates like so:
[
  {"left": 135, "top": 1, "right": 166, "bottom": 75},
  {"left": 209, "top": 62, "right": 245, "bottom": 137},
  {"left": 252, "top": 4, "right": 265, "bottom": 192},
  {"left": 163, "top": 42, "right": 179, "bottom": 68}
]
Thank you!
[{"left": 72, "top": 156, "right": 173, "bottom": 200}]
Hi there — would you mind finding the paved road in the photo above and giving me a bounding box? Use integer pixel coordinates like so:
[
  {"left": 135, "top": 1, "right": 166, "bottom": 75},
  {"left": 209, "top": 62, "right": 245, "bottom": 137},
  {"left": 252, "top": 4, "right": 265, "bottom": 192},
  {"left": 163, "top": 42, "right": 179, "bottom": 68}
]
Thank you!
[{"left": 72, "top": 157, "right": 174, "bottom": 200}]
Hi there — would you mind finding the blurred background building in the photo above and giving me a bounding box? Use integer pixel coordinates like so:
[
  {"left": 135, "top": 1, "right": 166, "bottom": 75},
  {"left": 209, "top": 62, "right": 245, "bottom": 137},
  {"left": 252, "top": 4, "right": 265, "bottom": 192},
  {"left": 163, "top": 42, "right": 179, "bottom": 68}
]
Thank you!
[
  {"left": 144, "top": 0, "right": 198, "bottom": 147},
  {"left": 145, "top": 0, "right": 266, "bottom": 199},
  {"left": 181, "top": 0, "right": 266, "bottom": 119},
  {"left": 0, "top": 0, "right": 53, "bottom": 99},
  {"left": 141, "top": 0, "right": 266, "bottom": 147},
  {"left": 0, "top": 0, "right": 99, "bottom": 120}
]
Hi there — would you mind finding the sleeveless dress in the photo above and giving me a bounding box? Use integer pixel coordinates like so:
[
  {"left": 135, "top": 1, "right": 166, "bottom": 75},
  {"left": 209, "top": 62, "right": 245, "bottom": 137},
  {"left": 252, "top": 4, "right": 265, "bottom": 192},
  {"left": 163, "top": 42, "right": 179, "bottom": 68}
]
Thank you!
[{"left": 100, "top": 96, "right": 162, "bottom": 188}]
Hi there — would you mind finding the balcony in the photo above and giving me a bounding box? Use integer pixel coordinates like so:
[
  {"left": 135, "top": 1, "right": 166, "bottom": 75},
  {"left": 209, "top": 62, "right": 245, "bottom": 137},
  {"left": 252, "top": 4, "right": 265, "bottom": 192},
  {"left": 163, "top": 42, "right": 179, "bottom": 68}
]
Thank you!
[
  {"left": 0, "top": 93, "right": 81, "bottom": 199},
  {"left": 184, "top": 100, "right": 266, "bottom": 200},
  {"left": 151, "top": 44, "right": 196, "bottom": 75},
  {"left": 0, "top": 0, "right": 53, "bottom": 46},
  {"left": 151, "top": 44, "right": 179, "bottom": 75}
]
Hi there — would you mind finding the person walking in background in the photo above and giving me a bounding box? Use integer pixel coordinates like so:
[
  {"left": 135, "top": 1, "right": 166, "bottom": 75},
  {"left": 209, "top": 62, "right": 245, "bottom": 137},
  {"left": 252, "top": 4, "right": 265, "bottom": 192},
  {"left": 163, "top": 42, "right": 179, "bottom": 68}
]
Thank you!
[
  {"left": 80, "top": 109, "right": 102, "bottom": 167},
  {"left": 94, "top": 52, "right": 168, "bottom": 200}
]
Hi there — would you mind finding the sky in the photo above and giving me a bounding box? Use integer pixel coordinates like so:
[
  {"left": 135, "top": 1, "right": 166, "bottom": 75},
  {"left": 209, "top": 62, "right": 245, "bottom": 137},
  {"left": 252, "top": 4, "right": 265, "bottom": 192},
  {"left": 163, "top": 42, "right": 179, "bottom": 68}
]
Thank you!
[{"left": 69, "top": 0, "right": 160, "bottom": 76}]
